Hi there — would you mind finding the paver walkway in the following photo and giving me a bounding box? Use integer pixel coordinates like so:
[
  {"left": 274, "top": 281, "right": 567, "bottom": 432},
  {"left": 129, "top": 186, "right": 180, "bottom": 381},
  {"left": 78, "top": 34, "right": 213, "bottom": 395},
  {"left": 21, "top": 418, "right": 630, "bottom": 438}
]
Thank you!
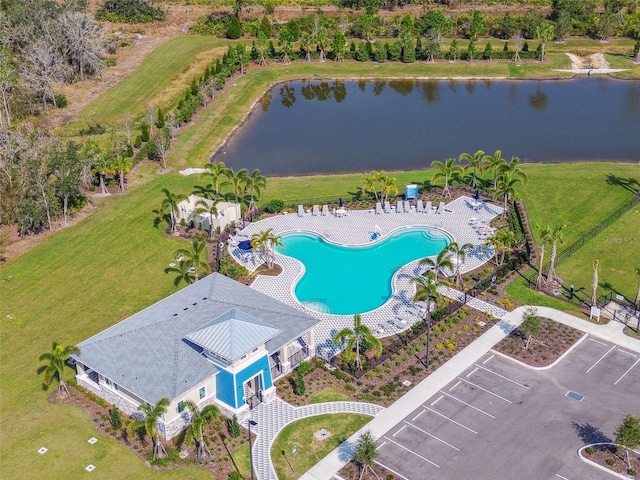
[{"left": 249, "top": 399, "right": 384, "bottom": 480}]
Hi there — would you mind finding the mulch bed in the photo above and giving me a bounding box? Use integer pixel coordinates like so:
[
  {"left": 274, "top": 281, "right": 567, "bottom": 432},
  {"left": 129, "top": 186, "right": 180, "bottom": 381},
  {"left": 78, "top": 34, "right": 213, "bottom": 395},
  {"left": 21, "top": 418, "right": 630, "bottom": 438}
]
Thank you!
[
  {"left": 581, "top": 444, "right": 640, "bottom": 478},
  {"left": 65, "top": 386, "right": 250, "bottom": 478},
  {"left": 493, "top": 316, "right": 584, "bottom": 367},
  {"left": 277, "top": 307, "right": 498, "bottom": 408}
]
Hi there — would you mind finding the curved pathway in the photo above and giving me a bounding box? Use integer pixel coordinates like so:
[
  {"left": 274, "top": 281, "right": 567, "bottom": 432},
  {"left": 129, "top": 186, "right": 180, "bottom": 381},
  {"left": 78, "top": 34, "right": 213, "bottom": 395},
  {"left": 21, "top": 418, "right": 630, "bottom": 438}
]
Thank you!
[{"left": 249, "top": 398, "right": 384, "bottom": 480}]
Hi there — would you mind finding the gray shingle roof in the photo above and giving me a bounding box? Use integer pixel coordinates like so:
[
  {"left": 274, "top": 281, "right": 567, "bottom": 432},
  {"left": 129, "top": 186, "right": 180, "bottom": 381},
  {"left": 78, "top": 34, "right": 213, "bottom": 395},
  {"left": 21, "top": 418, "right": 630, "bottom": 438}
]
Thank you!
[
  {"left": 185, "top": 309, "right": 281, "bottom": 362},
  {"left": 73, "top": 273, "right": 321, "bottom": 405}
]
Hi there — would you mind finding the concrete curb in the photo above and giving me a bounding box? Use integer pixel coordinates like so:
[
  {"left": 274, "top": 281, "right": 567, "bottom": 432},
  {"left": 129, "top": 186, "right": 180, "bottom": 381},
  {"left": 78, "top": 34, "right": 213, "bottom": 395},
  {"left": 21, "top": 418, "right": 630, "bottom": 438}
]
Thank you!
[{"left": 577, "top": 443, "right": 640, "bottom": 480}]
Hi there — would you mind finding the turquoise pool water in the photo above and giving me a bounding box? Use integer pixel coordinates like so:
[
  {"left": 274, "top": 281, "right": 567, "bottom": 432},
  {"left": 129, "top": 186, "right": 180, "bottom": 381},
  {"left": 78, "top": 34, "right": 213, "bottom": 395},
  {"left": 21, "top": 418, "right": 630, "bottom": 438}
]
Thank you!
[{"left": 276, "top": 227, "right": 450, "bottom": 315}]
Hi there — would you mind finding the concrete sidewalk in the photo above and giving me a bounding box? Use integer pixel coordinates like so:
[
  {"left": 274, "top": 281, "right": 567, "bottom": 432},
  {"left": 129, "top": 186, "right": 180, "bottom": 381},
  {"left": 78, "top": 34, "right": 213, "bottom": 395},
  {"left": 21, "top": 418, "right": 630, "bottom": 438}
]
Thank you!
[{"left": 300, "top": 306, "right": 640, "bottom": 480}]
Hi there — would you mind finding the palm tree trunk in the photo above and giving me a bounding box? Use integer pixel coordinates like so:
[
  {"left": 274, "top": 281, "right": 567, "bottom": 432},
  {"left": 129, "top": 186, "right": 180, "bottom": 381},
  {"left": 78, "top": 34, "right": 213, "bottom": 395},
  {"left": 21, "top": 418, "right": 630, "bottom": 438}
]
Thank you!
[
  {"left": 536, "top": 247, "right": 546, "bottom": 289},
  {"left": 547, "top": 242, "right": 557, "bottom": 283}
]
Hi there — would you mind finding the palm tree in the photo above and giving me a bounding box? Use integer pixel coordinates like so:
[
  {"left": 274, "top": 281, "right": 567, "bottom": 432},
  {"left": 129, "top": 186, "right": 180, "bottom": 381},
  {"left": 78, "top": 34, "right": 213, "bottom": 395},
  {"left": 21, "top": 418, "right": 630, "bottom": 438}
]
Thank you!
[
  {"left": 227, "top": 168, "right": 248, "bottom": 205},
  {"left": 183, "top": 400, "right": 219, "bottom": 462},
  {"left": 446, "top": 241, "right": 474, "bottom": 285},
  {"left": 201, "top": 161, "right": 231, "bottom": 197},
  {"left": 128, "top": 398, "right": 170, "bottom": 460},
  {"left": 174, "top": 238, "right": 210, "bottom": 281},
  {"left": 535, "top": 23, "right": 555, "bottom": 62},
  {"left": 38, "top": 341, "right": 80, "bottom": 398},
  {"left": 499, "top": 156, "right": 528, "bottom": 184},
  {"left": 419, "top": 246, "right": 454, "bottom": 281},
  {"left": 381, "top": 175, "right": 399, "bottom": 204},
  {"left": 459, "top": 150, "right": 486, "bottom": 189},
  {"left": 483, "top": 229, "right": 517, "bottom": 266},
  {"left": 251, "top": 228, "right": 284, "bottom": 269},
  {"left": 192, "top": 183, "right": 217, "bottom": 200},
  {"left": 194, "top": 197, "right": 221, "bottom": 240},
  {"left": 431, "top": 158, "right": 462, "bottom": 198},
  {"left": 536, "top": 224, "right": 553, "bottom": 289},
  {"left": 485, "top": 149, "right": 506, "bottom": 189},
  {"left": 244, "top": 169, "right": 267, "bottom": 217},
  {"left": 164, "top": 259, "right": 195, "bottom": 286},
  {"left": 332, "top": 314, "right": 382, "bottom": 372},
  {"left": 546, "top": 223, "right": 566, "bottom": 284},
  {"left": 494, "top": 169, "right": 525, "bottom": 217},
  {"left": 160, "top": 188, "right": 187, "bottom": 234},
  {"left": 412, "top": 271, "right": 442, "bottom": 368}
]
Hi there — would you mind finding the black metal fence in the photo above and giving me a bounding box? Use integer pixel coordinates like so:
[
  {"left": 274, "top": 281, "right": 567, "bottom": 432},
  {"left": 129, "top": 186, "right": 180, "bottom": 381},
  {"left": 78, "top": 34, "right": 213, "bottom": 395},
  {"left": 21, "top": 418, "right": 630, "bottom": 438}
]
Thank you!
[{"left": 524, "top": 195, "right": 639, "bottom": 287}]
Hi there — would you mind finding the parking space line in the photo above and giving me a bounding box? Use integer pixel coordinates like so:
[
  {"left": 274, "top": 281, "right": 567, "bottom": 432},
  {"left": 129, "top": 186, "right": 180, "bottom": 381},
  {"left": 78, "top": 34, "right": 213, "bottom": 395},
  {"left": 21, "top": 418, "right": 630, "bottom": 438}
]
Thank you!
[
  {"left": 588, "top": 337, "right": 608, "bottom": 346},
  {"left": 586, "top": 345, "right": 616, "bottom": 373},
  {"left": 474, "top": 363, "right": 530, "bottom": 389},
  {"left": 457, "top": 377, "right": 512, "bottom": 403},
  {"left": 614, "top": 358, "right": 640, "bottom": 385},
  {"left": 383, "top": 436, "right": 440, "bottom": 467},
  {"left": 377, "top": 440, "right": 386, "bottom": 449},
  {"left": 431, "top": 394, "right": 444, "bottom": 407},
  {"left": 483, "top": 354, "right": 494, "bottom": 364},
  {"left": 412, "top": 410, "right": 424, "bottom": 422},
  {"left": 405, "top": 421, "right": 460, "bottom": 451},
  {"left": 374, "top": 460, "right": 409, "bottom": 480},
  {"left": 618, "top": 349, "right": 637, "bottom": 357},
  {"left": 449, "top": 380, "right": 461, "bottom": 392},
  {"left": 393, "top": 425, "right": 407, "bottom": 437},
  {"left": 555, "top": 474, "right": 570, "bottom": 480},
  {"left": 440, "top": 391, "right": 496, "bottom": 418},
  {"left": 466, "top": 367, "right": 478, "bottom": 378},
  {"left": 422, "top": 406, "right": 478, "bottom": 434}
]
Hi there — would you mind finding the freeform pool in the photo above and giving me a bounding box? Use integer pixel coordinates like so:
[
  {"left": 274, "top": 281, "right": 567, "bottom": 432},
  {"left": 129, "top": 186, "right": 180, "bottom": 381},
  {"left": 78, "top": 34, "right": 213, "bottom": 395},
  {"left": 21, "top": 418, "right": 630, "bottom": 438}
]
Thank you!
[{"left": 276, "top": 227, "right": 450, "bottom": 315}]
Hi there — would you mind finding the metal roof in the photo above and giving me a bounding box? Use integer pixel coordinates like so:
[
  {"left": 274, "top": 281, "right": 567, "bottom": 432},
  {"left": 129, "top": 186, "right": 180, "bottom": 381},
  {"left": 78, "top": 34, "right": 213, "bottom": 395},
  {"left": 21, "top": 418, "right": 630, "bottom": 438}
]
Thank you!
[{"left": 185, "top": 309, "right": 281, "bottom": 362}]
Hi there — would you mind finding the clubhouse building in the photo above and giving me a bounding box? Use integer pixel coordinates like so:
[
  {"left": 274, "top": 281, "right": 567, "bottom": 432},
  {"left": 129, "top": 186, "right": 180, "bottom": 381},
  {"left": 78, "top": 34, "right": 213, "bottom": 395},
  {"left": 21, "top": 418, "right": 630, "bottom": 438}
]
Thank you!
[{"left": 72, "top": 273, "right": 320, "bottom": 439}]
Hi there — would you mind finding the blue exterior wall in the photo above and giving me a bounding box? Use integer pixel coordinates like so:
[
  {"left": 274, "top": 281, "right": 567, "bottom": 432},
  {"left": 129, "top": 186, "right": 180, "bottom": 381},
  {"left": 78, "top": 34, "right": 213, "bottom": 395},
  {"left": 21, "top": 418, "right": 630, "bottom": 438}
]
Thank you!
[
  {"left": 215, "top": 368, "right": 236, "bottom": 409},
  {"left": 214, "top": 354, "right": 273, "bottom": 409}
]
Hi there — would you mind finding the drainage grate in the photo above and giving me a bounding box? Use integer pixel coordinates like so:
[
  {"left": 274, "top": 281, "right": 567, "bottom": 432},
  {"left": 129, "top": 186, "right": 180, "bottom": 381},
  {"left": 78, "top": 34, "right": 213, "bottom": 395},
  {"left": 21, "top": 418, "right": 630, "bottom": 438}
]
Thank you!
[{"left": 566, "top": 390, "right": 585, "bottom": 402}]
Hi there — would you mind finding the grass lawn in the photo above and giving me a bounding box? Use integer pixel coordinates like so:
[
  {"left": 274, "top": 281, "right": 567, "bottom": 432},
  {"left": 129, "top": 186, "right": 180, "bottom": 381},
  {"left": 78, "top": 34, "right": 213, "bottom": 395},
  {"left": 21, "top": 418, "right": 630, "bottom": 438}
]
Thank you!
[
  {"left": 504, "top": 277, "right": 584, "bottom": 314},
  {"left": 308, "top": 389, "right": 351, "bottom": 404},
  {"left": 56, "top": 35, "right": 231, "bottom": 137},
  {"left": 555, "top": 207, "right": 640, "bottom": 301},
  {"left": 270, "top": 414, "right": 371, "bottom": 480},
  {"left": 517, "top": 163, "right": 639, "bottom": 246}
]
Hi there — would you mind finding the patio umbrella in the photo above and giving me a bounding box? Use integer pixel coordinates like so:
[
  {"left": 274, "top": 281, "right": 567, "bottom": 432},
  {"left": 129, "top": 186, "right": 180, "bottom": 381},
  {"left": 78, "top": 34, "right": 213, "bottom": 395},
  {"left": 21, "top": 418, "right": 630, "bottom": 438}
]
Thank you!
[
  {"left": 474, "top": 190, "right": 480, "bottom": 201},
  {"left": 339, "top": 197, "right": 343, "bottom": 207},
  {"left": 238, "top": 240, "right": 252, "bottom": 251}
]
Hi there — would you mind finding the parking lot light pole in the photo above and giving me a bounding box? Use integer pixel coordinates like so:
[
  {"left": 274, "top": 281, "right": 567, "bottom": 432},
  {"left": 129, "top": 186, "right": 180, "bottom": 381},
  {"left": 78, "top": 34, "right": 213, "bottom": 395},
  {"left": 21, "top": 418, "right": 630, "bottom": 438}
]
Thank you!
[
  {"left": 248, "top": 419, "right": 257, "bottom": 480},
  {"left": 425, "top": 296, "right": 433, "bottom": 369}
]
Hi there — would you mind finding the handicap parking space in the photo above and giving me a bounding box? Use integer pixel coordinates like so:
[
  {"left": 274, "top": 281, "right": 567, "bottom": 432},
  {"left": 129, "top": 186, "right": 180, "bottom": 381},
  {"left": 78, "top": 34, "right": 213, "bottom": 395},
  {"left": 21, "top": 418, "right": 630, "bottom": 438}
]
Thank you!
[{"left": 375, "top": 335, "right": 640, "bottom": 480}]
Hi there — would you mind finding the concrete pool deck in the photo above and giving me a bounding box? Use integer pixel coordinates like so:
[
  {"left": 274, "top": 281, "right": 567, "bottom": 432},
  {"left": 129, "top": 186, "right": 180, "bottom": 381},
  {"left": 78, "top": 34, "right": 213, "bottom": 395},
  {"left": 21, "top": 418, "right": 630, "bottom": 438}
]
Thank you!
[{"left": 229, "top": 195, "right": 504, "bottom": 359}]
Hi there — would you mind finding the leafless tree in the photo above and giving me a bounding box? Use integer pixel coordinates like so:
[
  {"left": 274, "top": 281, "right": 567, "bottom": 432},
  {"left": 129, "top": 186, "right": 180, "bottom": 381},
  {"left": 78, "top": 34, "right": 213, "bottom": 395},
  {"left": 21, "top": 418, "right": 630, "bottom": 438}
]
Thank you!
[
  {"left": 153, "top": 130, "right": 170, "bottom": 170},
  {"left": 145, "top": 102, "right": 157, "bottom": 135},
  {"left": 0, "top": 47, "right": 18, "bottom": 128},
  {"left": 59, "top": 11, "right": 105, "bottom": 81},
  {"left": 22, "top": 39, "right": 70, "bottom": 109},
  {"left": 512, "top": 31, "right": 523, "bottom": 63},
  {"left": 164, "top": 112, "right": 178, "bottom": 142},
  {"left": 198, "top": 78, "right": 216, "bottom": 106},
  {"left": 121, "top": 112, "right": 134, "bottom": 146}
]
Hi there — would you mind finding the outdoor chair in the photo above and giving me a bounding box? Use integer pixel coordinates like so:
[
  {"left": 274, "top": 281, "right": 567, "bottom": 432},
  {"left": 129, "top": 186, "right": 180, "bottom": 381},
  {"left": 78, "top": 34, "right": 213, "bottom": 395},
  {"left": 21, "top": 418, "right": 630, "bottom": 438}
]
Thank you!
[
  {"left": 297, "top": 205, "right": 304, "bottom": 217},
  {"left": 321, "top": 204, "right": 329, "bottom": 216},
  {"left": 312, "top": 205, "right": 319, "bottom": 216},
  {"left": 396, "top": 200, "right": 402, "bottom": 213},
  {"left": 436, "top": 201, "right": 445, "bottom": 214},
  {"left": 384, "top": 200, "right": 392, "bottom": 213},
  {"left": 375, "top": 202, "right": 383, "bottom": 214},
  {"left": 425, "top": 201, "right": 432, "bottom": 213},
  {"left": 417, "top": 199, "right": 424, "bottom": 212}
]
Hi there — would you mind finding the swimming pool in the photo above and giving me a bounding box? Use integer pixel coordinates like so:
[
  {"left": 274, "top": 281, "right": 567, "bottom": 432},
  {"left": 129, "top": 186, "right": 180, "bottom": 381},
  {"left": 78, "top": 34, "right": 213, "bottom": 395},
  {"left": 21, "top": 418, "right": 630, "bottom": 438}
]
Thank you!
[{"left": 276, "top": 227, "right": 450, "bottom": 315}]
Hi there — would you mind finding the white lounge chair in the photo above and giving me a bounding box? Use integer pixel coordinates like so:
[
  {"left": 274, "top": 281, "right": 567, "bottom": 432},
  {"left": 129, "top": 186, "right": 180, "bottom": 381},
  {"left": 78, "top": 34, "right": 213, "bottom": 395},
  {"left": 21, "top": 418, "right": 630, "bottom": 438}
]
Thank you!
[
  {"left": 417, "top": 199, "right": 424, "bottom": 212},
  {"left": 312, "top": 205, "right": 319, "bottom": 216},
  {"left": 384, "top": 200, "right": 392, "bottom": 213},
  {"left": 297, "top": 205, "right": 304, "bottom": 217},
  {"left": 321, "top": 204, "right": 329, "bottom": 216},
  {"left": 436, "top": 201, "right": 445, "bottom": 214},
  {"left": 375, "top": 202, "right": 382, "bottom": 214},
  {"left": 405, "top": 200, "right": 412, "bottom": 213},
  {"left": 425, "top": 201, "right": 432, "bottom": 213},
  {"left": 396, "top": 200, "right": 402, "bottom": 213}
]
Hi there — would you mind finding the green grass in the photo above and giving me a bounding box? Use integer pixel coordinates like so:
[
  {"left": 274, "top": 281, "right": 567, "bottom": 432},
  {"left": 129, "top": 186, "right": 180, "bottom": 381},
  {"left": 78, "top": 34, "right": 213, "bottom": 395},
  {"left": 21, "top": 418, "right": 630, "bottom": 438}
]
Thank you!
[
  {"left": 555, "top": 207, "right": 640, "bottom": 301},
  {"left": 504, "top": 277, "right": 584, "bottom": 314},
  {"left": 57, "top": 36, "right": 230, "bottom": 136},
  {"left": 270, "top": 414, "right": 371, "bottom": 480},
  {"left": 308, "top": 389, "right": 351, "bottom": 404}
]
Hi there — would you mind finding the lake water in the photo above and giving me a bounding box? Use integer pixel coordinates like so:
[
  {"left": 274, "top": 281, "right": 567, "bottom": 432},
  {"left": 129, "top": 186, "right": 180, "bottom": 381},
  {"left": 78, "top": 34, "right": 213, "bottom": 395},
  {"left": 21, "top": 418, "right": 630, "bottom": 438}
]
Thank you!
[{"left": 213, "top": 78, "right": 639, "bottom": 176}]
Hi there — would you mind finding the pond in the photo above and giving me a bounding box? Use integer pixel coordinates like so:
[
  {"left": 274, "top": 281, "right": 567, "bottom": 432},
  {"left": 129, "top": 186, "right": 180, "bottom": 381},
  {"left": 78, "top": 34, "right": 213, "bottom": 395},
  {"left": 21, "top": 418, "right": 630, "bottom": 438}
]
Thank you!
[{"left": 213, "top": 78, "right": 640, "bottom": 176}]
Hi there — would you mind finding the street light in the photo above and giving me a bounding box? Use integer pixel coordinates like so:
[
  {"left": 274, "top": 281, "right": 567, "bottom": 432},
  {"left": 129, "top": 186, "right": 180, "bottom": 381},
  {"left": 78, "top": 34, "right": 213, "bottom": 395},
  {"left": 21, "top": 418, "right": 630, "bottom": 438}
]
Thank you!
[
  {"left": 248, "top": 419, "right": 257, "bottom": 480},
  {"left": 425, "top": 296, "right": 434, "bottom": 369}
]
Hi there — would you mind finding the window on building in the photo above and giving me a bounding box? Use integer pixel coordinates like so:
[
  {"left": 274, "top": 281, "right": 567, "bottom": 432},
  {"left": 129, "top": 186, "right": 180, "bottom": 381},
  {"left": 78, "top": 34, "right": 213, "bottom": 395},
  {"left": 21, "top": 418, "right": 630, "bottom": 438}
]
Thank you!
[
  {"left": 177, "top": 400, "right": 185, "bottom": 413},
  {"left": 199, "top": 387, "right": 206, "bottom": 400}
]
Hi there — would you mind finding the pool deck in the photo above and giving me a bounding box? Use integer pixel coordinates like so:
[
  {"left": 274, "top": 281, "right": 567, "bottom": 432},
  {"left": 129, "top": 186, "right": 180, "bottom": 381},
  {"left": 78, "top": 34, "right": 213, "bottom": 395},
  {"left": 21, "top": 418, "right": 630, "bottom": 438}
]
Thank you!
[{"left": 229, "top": 195, "right": 503, "bottom": 359}]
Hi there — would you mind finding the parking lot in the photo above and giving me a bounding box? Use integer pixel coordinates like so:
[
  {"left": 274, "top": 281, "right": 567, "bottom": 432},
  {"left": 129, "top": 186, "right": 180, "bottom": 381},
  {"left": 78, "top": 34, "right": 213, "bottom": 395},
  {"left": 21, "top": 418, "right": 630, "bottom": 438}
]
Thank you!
[{"left": 375, "top": 335, "right": 640, "bottom": 480}]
